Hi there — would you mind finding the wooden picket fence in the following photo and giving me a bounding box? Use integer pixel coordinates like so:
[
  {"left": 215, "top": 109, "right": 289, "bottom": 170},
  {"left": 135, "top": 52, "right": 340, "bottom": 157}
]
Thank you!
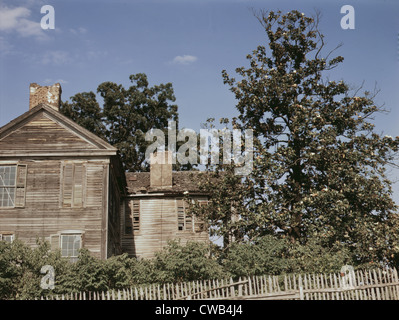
[{"left": 41, "top": 267, "right": 399, "bottom": 300}]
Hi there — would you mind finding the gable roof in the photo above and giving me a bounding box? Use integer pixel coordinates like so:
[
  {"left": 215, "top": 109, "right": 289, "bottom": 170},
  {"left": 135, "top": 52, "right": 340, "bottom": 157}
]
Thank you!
[{"left": 0, "top": 103, "right": 117, "bottom": 157}]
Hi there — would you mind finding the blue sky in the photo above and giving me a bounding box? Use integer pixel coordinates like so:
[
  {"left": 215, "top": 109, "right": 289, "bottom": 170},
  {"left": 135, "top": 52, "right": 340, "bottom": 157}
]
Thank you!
[{"left": 1, "top": 0, "right": 399, "bottom": 200}]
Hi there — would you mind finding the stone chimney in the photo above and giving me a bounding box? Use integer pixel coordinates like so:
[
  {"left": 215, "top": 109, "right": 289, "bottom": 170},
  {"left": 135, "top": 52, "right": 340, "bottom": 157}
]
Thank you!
[
  {"left": 29, "top": 83, "right": 62, "bottom": 111},
  {"left": 150, "top": 151, "right": 172, "bottom": 188}
]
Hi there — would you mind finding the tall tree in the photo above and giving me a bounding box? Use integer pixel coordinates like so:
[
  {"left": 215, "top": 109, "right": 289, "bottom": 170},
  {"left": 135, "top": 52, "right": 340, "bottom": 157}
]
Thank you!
[
  {"left": 186, "top": 118, "right": 254, "bottom": 249},
  {"left": 60, "top": 73, "right": 178, "bottom": 172},
  {"left": 60, "top": 91, "right": 106, "bottom": 140},
  {"left": 192, "top": 10, "right": 399, "bottom": 267}
]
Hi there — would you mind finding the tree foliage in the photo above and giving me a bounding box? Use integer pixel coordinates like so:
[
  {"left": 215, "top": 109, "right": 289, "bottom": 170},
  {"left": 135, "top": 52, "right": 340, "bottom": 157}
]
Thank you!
[
  {"left": 152, "top": 240, "right": 225, "bottom": 283},
  {"left": 223, "top": 235, "right": 353, "bottom": 276},
  {"left": 0, "top": 238, "right": 362, "bottom": 299},
  {"left": 60, "top": 73, "right": 178, "bottom": 171},
  {"left": 189, "top": 10, "right": 399, "bottom": 267}
]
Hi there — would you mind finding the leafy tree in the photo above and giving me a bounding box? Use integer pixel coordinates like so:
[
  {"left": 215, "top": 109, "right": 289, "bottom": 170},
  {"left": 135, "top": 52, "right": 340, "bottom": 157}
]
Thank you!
[
  {"left": 222, "top": 235, "right": 290, "bottom": 277},
  {"left": 60, "top": 91, "right": 106, "bottom": 140},
  {"left": 60, "top": 73, "right": 178, "bottom": 171},
  {"left": 283, "top": 237, "right": 356, "bottom": 274},
  {"left": 222, "top": 235, "right": 352, "bottom": 276},
  {"left": 184, "top": 118, "right": 255, "bottom": 249},
  {"left": 192, "top": 10, "right": 399, "bottom": 267}
]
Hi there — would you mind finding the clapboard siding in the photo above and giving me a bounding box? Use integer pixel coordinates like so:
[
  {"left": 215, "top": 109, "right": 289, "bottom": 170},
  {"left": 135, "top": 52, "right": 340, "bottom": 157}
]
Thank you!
[
  {"left": 0, "top": 103, "right": 210, "bottom": 261},
  {"left": 0, "top": 102, "right": 124, "bottom": 260},
  {"left": 122, "top": 196, "right": 209, "bottom": 259},
  {"left": 0, "top": 112, "right": 98, "bottom": 151},
  {"left": 0, "top": 159, "right": 110, "bottom": 259}
]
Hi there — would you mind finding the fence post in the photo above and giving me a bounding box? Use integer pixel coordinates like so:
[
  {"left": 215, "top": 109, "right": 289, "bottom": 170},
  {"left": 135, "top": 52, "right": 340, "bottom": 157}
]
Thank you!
[
  {"left": 298, "top": 275, "right": 304, "bottom": 300},
  {"left": 238, "top": 277, "right": 243, "bottom": 297},
  {"left": 248, "top": 276, "right": 252, "bottom": 296},
  {"left": 393, "top": 268, "right": 399, "bottom": 299},
  {"left": 230, "top": 278, "right": 235, "bottom": 298}
]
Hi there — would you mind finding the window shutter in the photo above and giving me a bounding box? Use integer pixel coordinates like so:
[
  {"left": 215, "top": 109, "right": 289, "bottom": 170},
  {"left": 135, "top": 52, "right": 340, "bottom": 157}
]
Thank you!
[
  {"left": 15, "top": 164, "right": 27, "bottom": 208},
  {"left": 50, "top": 234, "right": 60, "bottom": 250},
  {"left": 132, "top": 200, "right": 140, "bottom": 231},
  {"left": 124, "top": 200, "right": 139, "bottom": 234},
  {"left": 125, "top": 200, "right": 133, "bottom": 235},
  {"left": 62, "top": 163, "right": 73, "bottom": 207},
  {"left": 177, "top": 199, "right": 185, "bottom": 231},
  {"left": 73, "top": 163, "right": 84, "bottom": 207},
  {"left": 62, "top": 162, "right": 86, "bottom": 208},
  {"left": 80, "top": 232, "right": 85, "bottom": 248}
]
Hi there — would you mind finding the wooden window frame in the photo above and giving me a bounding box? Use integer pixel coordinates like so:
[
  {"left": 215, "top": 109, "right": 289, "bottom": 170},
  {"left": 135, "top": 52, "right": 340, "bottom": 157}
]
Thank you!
[
  {"left": 0, "top": 164, "right": 27, "bottom": 209},
  {"left": 194, "top": 200, "right": 208, "bottom": 232},
  {"left": 176, "top": 198, "right": 195, "bottom": 232},
  {"left": 60, "top": 234, "right": 82, "bottom": 261},
  {"left": 51, "top": 230, "right": 84, "bottom": 262},
  {"left": 0, "top": 233, "right": 15, "bottom": 243}
]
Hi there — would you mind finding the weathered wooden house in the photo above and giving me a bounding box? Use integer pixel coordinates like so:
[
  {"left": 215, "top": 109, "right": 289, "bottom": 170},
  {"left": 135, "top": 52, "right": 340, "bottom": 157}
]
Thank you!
[
  {"left": 0, "top": 83, "right": 209, "bottom": 260},
  {"left": 123, "top": 152, "right": 209, "bottom": 259}
]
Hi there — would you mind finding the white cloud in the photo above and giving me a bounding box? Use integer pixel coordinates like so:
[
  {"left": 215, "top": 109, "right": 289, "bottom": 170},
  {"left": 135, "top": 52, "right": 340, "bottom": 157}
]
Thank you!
[
  {"left": 0, "top": 6, "right": 30, "bottom": 30},
  {"left": 0, "top": 5, "right": 47, "bottom": 40},
  {"left": 41, "top": 50, "right": 72, "bottom": 65},
  {"left": 86, "top": 50, "right": 108, "bottom": 60},
  {"left": 0, "top": 36, "right": 13, "bottom": 55},
  {"left": 69, "top": 27, "right": 87, "bottom": 35},
  {"left": 44, "top": 78, "right": 68, "bottom": 85},
  {"left": 171, "top": 55, "right": 198, "bottom": 65}
]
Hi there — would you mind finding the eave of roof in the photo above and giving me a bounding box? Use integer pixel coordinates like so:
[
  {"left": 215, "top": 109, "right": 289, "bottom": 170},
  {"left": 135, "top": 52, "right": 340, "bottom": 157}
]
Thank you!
[{"left": 125, "top": 171, "right": 209, "bottom": 195}]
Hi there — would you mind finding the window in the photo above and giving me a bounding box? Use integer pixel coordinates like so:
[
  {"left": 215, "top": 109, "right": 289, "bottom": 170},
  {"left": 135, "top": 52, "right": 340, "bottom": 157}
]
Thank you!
[
  {"left": 60, "top": 234, "right": 81, "bottom": 262},
  {"left": 61, "top": 162, "right": 86, "bottom": 208},
  {"left": 194, "top": 201, "right": 208, "bottom": 232},
  {"left": 177, "top": 199, "right": 194, "bottom": 232},
  {"left": 50, "top": 231, "right": 84, "bottom": 261},
  {"left": 0, "top": 233, "right": 14, "bottom": 243},
  {"left": 0, "top": 166, "right": 16, "bottom": 207},
  {"left": 0, "top": 165, "right": 27, "bottom": 208},
  {"left": 177, "top": 199, "right": 208, "bottom": 232}
]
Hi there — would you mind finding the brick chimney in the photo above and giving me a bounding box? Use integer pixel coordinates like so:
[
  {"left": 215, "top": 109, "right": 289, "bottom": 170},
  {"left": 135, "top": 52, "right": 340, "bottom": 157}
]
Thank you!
[
  {"left": 150, "top": 151, "right": 172, "bottom": 188},
  {"left": 29, "top": 83, "right": 62, "bottom": 111}
]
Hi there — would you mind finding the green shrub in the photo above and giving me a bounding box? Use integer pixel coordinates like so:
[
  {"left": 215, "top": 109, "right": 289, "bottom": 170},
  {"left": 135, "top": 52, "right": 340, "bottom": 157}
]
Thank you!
[
  {"left": 0, "top": 236, "right": 359, "bottom": 299},
  {"left": 222, "top": 235, "right": 289, "bottom": 277},
  {"left": 152, "top": 240, "right": 225, "bottom": 283},
  {"left": 222, "top": 235, "right": 354, "bottom": 277}
]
